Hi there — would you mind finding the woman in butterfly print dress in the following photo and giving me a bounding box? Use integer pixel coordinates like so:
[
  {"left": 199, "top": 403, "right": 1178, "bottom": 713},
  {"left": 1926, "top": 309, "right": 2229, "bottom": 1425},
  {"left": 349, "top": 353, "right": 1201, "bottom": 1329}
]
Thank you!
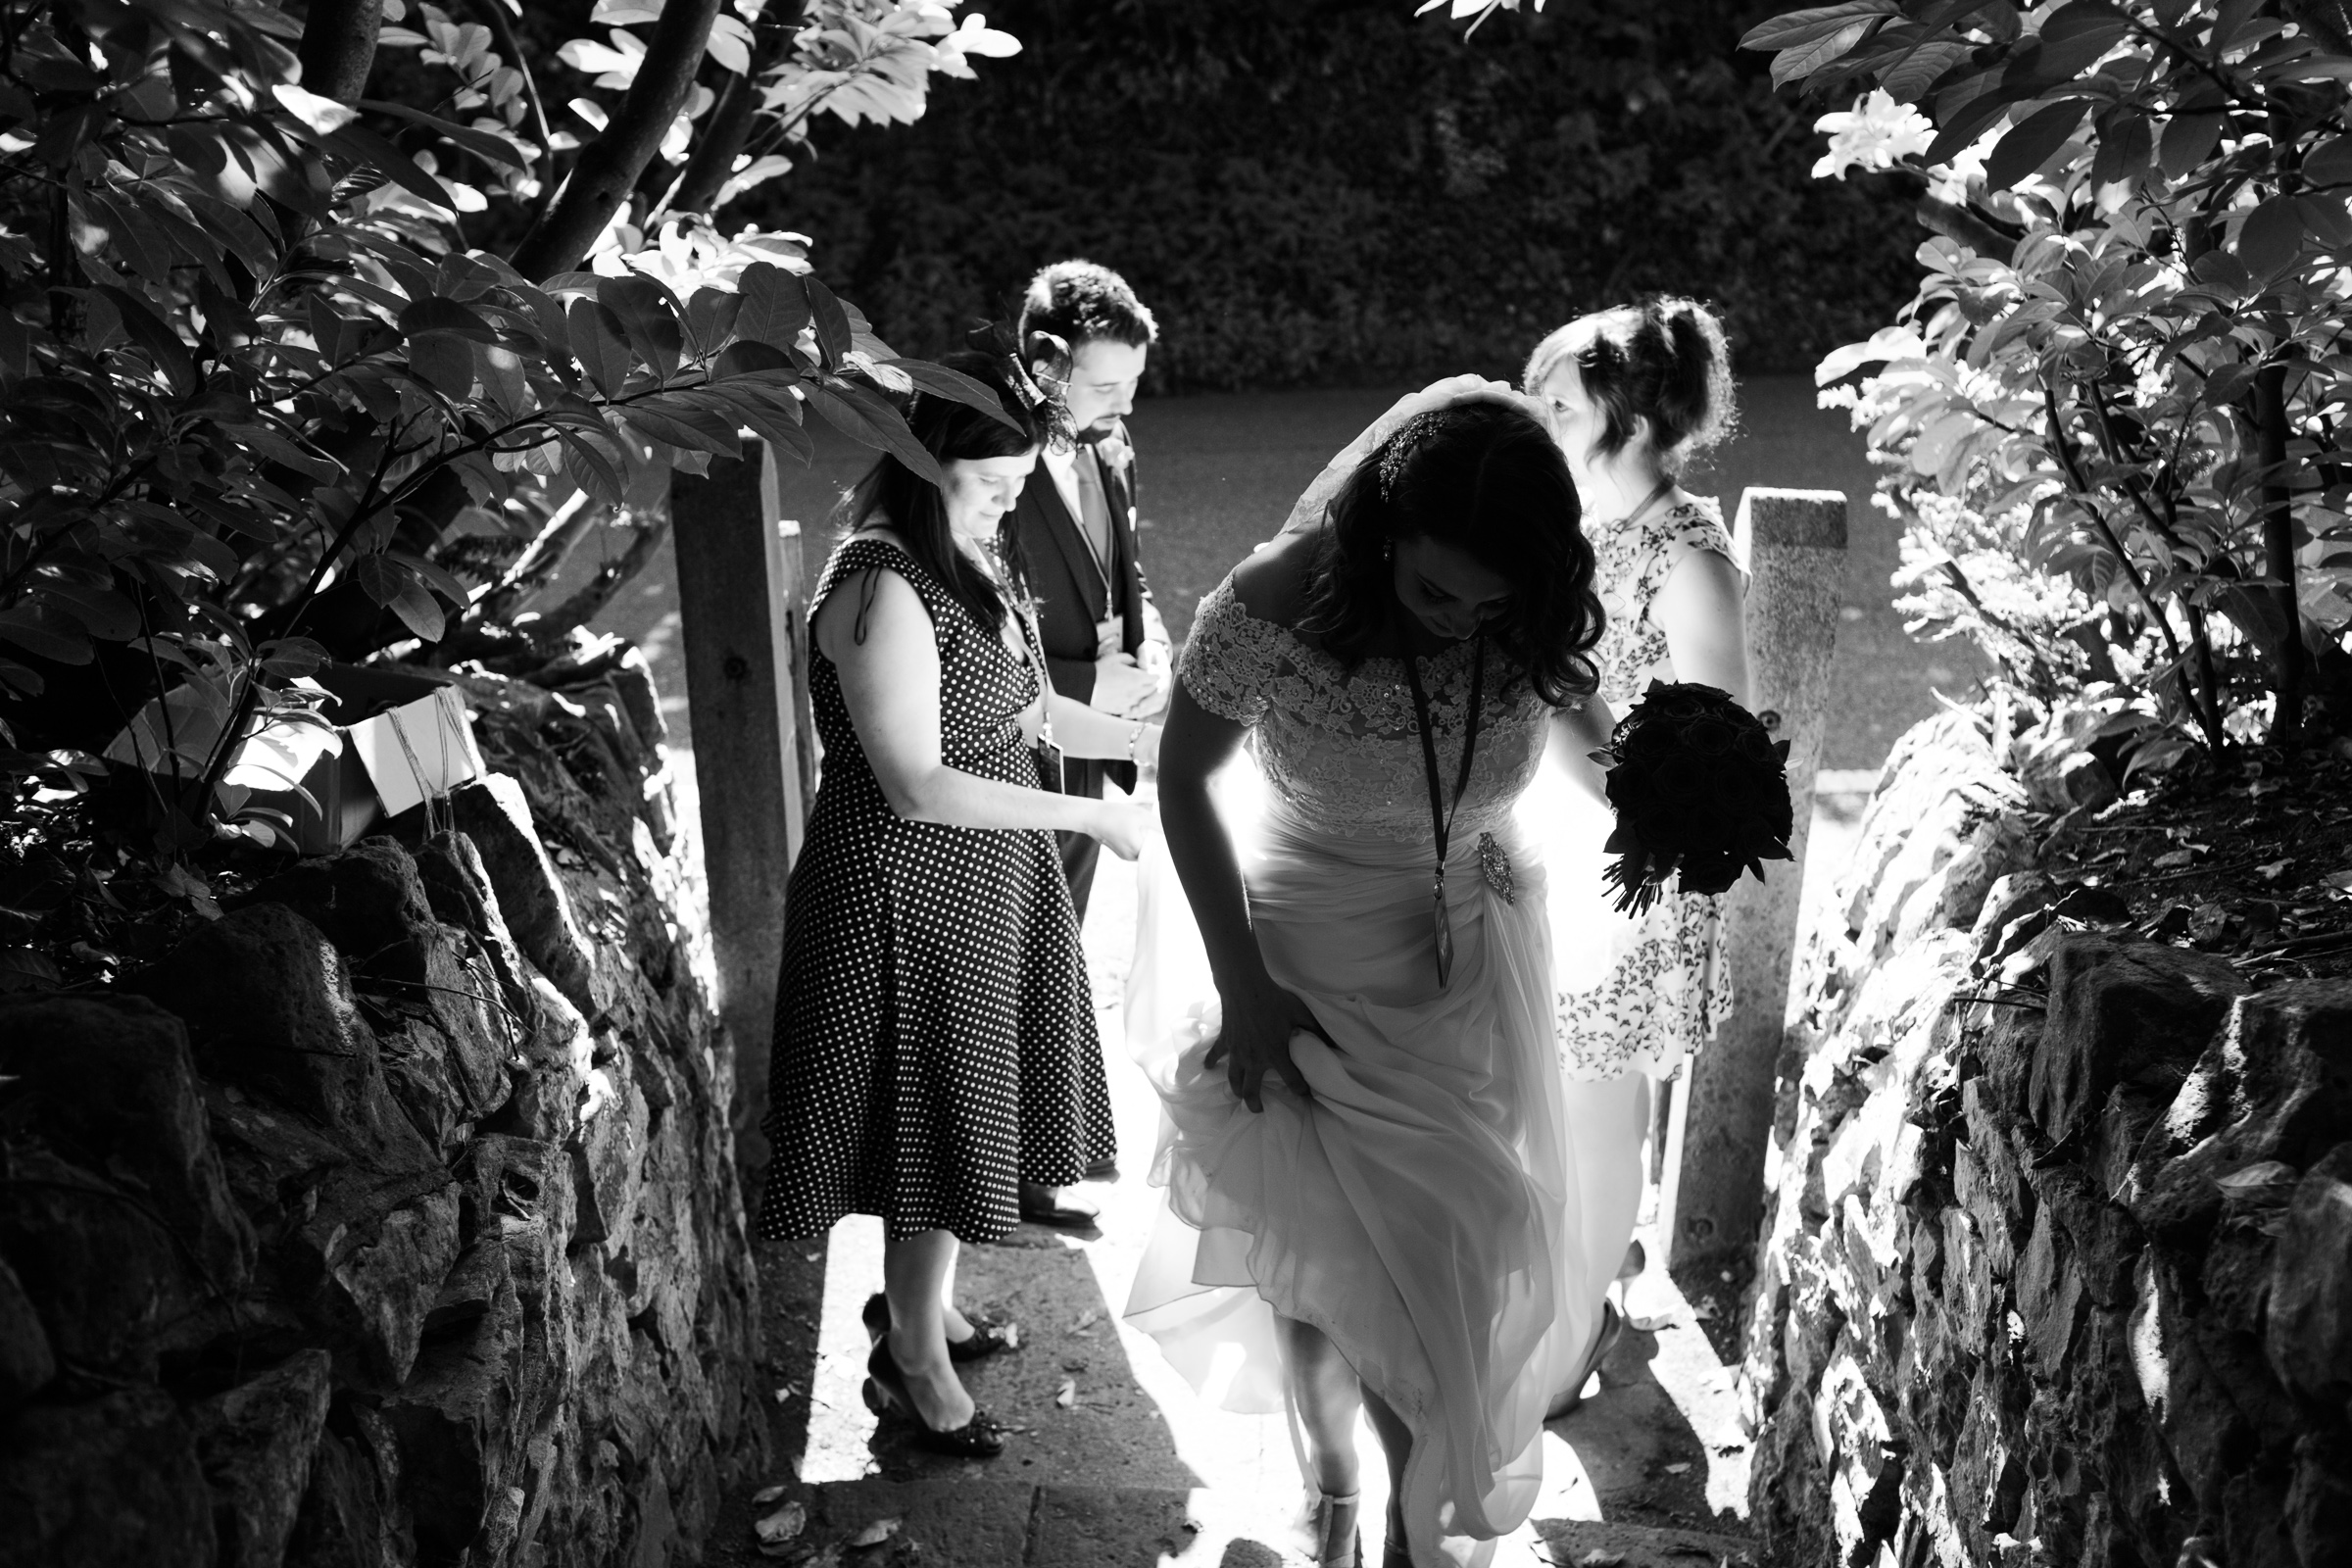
[
  {"left": 1525, "top": 298, "right": 1751, "bottom": 1412},
  {"left": 1127, "top": 394, "right": 1613, "bottom": 1567},
  {"left": 759, "top": 353, "right": 1160, "bottom": 1457}
]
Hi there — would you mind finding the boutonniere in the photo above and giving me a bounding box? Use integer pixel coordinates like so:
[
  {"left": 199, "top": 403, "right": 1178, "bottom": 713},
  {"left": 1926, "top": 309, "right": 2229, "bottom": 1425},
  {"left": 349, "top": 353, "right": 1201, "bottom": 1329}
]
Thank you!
[{"left": 1094, "top": 430, "right": 1133, "bottom": 475}]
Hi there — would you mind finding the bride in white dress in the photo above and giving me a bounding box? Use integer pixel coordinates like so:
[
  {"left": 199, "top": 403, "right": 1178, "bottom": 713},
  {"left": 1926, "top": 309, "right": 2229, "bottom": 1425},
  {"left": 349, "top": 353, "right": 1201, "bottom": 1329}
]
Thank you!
[{"left": 1123, "top": 387, "right": 1618, "bottom": 1568}]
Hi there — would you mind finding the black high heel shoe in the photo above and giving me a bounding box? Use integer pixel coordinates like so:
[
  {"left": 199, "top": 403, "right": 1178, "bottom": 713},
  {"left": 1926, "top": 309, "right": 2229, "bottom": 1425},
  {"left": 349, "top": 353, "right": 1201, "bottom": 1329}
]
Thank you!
[
  {"left": 861, "top": 1293, "right": 1020, "bottom": 1362},
  {"left": 862, "top": 1338, "right": 1007, "bottom": 1457}
]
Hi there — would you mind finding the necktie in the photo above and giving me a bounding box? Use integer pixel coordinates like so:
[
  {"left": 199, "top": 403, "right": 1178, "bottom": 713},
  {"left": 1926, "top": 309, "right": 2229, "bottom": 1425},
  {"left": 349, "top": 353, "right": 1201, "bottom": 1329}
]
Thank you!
[{"left": 1073, "top": 450, "right": 1115, "bottom": 585}]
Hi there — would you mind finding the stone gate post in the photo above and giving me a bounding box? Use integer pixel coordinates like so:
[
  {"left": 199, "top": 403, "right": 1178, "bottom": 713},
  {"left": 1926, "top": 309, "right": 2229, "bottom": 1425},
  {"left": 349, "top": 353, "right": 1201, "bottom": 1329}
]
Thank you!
[{"left": 1658, "top": 487, "right": 1847, "bottom": 1273}]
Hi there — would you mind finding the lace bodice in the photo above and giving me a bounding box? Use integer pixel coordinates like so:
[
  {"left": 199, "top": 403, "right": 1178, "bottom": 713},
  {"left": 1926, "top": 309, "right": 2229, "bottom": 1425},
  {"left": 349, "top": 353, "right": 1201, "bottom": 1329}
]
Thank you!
[
  {"left": 1179, "top": 577, "right": 1556, "bottom": 845},
  {"left": 1589, "top": 497, "right": 1744, "bottom": 709}
]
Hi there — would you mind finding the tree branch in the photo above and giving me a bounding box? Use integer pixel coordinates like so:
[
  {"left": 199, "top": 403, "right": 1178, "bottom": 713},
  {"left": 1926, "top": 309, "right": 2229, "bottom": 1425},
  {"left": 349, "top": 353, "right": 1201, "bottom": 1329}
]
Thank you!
[
  {"left": 654, "top": 14, "right": 794, "bottom": 223},
  {"left": 459, "top": 0, "right": 555, "bottom": 214},
  {"left": 298, "top": 0, "right": 382, "bottom": 103},
  {"left": 507, "top": 0, "right": 722, "bottom": 280}
]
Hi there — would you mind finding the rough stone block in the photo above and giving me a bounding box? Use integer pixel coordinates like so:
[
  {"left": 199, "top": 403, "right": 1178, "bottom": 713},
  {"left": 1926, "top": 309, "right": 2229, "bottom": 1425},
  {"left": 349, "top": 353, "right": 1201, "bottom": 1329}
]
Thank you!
[
  {"left": 2014, "top": 1202, "right": 2086, "bottom": 1381},
  {"left": 2287, "top": 1430, "right": 2352, "bottom": 1568},
  {"left": 0, "top": 1256, "right": 53, "bottom": 1412},
  {"left": 0, "top": 1388, "right": 217, "bottom": 1567},
  {"left": 2128, "top": 1254, "right": 2247, "bottom": 1516},
  {"left": 285, "top": 1398, "right": 415, "bottom": 1568},
  {"left": 2128, "top": 983, "right": 2352, "bottom": 1245},
  {"left": 0, "top": 1146, "right": 210, "bottom": 1379},
  {"left": 192, "top": 1348, "right": 333, "bottom": 1568},
  {"left": 304, "top": 1181, "right": 463, "bottom": 1390},
  {"left": 2029, "top": 936, "right": 2242, "bottom": 1148},
  {"left": 2022, "top": 1161, "right": 2144, "bottom": 1309},
  {"left": 0, "top": 993, "right": 254, "bottom": 1295},
  {"left": 451, "top": 774, "right": 597, "bottom": 1014},
  {"left": 2266, "top": 1144, "right": 2352, "bottom": 1402},
  {"left": 133, "top": 903, "right": 407, "bottom": 1151},
  {"left": 414, "top": 828, "right": 537, "bottom": 1022},
  {"left": 383, "top": 1240, "right": 527, "bottom": 1564}
]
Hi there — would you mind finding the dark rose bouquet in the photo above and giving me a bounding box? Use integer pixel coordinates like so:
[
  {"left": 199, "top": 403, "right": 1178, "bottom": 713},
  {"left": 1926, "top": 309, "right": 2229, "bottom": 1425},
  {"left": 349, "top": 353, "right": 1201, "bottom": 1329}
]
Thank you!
[{"left": 1595, "top": 681, "right": 1794, "bottom": 916}]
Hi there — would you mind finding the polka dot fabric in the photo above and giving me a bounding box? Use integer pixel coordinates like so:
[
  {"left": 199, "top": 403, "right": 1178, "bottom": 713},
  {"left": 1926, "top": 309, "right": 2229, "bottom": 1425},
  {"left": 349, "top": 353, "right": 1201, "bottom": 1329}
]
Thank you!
[{"left": 758, "top": 535, "right": 1113, "bottom": 1246}]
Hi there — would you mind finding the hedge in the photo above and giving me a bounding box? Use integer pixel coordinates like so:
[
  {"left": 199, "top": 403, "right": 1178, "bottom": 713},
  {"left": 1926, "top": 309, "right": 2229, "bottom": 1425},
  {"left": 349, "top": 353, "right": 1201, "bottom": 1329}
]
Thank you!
[{"left": 742, "top": 0, "right": 1926, "bottom": 390}]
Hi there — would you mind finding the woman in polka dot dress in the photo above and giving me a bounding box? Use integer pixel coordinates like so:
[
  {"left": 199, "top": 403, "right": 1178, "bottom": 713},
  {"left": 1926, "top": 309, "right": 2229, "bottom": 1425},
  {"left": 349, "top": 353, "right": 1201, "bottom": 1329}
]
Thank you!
[
  {"left": 759, "top": 352, "right": 1160, "bottom": 1456},
  {"left": 1525, "top": 298, "right": 1751, "bottom": 1414}
]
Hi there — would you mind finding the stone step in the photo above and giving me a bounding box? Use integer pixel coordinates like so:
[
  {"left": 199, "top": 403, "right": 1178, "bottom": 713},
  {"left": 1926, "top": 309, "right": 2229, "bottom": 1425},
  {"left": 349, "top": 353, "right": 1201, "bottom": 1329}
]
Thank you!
[{"left": 723, "top": 1477, "right": 1756, "bottom": 1567}]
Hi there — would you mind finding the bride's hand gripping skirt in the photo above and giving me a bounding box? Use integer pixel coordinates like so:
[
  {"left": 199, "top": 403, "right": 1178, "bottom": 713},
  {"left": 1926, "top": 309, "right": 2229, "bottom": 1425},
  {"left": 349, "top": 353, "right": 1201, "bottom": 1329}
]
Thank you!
[{"left": 1123, "top": 810, "right": 1592, "bottom": 1568}]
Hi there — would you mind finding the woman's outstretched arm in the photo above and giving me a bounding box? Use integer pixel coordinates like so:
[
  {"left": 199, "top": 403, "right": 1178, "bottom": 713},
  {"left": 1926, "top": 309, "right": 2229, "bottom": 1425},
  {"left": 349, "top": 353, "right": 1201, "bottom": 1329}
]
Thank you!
[
  {"left": 823, "top": 566, "right": 1152, "bottom": 858},
  {"left": 1158, "top": 683, "right": 1324, "bottom": 1110}
]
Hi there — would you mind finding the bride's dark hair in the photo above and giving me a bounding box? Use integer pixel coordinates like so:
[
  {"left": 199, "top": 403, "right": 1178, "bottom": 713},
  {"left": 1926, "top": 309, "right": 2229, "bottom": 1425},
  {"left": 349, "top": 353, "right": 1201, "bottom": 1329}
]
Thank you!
[{"left": 1297, "top": 402, "right": 1603, "bottom": 706}]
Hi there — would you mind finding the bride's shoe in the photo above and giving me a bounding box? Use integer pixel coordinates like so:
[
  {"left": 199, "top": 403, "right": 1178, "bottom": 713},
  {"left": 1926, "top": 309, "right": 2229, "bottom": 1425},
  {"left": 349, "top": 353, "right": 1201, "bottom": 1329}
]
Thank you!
[
  {"left": 1300, "top": 1490, "right": 1360, "bottom": 1568},
  {"left": 1544, "top": 1299, "right": 1626, "bottom": 1421}
]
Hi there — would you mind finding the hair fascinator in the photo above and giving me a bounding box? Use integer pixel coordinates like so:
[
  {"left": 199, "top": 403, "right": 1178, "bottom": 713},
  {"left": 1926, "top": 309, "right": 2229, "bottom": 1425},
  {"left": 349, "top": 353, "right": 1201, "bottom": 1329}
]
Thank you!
[{"left": 965, "top": 318, "right": 1077, "bottom": 453}]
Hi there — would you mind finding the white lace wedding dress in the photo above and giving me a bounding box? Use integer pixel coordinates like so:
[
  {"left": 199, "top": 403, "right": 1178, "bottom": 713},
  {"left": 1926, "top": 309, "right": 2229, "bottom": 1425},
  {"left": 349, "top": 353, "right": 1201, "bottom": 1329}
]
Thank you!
[{"left": 1123, "top": 578, "right": 1591, "bottom": 1568}]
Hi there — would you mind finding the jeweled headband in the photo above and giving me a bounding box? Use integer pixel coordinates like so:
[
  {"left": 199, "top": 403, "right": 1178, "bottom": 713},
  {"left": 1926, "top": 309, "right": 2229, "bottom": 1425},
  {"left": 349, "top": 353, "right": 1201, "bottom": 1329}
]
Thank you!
[{"left": 1377, "top": 412, "right": 1448, "bottom": 503}]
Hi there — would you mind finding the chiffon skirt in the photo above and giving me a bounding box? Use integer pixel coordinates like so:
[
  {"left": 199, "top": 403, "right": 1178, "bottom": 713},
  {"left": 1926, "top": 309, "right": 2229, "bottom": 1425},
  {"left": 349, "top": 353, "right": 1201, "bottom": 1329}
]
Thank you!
[{"left": 1124, "top": 803, "right": 1590, "bottom": 1567}]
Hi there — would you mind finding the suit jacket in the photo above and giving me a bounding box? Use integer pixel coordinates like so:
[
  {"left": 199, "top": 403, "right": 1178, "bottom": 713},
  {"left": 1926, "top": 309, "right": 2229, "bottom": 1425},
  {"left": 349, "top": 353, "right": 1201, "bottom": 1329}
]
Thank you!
[{"left": 1009, "top": 423, "right": 1152, "bottom": 795}]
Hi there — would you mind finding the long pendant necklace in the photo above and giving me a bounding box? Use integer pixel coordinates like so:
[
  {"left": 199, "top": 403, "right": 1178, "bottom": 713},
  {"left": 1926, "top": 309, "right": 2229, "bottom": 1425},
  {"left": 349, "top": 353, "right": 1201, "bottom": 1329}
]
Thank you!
[{"left": 1401, "top": 633, "right": 1486, "bottom": 990}]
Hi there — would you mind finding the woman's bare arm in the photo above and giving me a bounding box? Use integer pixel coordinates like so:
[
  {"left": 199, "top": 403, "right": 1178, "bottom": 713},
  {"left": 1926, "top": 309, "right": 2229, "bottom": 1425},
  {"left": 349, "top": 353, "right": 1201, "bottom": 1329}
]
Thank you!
[
  {"left": 1655, "top": 549, "right": 1751, "bottom": 708},
  {"left": 820, "top": 566, "right": 1150, "bottom": 858}
]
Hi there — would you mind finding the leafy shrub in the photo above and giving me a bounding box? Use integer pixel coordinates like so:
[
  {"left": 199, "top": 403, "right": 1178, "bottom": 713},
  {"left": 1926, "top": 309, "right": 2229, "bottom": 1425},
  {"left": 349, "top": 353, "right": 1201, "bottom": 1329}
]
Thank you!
[
  {"left": 1749, "top": 0, "right": 2352, "bottom": 761},
  {"left": 748, "top": 0, "right": 1927, "bottom": 388},
  {"left": 0, "top": 0, "right": 1012, "bottom": 961}
]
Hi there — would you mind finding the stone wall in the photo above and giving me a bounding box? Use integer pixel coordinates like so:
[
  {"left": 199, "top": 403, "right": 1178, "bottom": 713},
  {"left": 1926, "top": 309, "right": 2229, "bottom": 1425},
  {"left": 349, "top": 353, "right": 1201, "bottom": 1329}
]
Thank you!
[
  {"left": 1740, "top": 710, "right": 2352, "bottom": 1568},
  {"left": 0, "top": 643, "right": 766, "bottom": 1568}
]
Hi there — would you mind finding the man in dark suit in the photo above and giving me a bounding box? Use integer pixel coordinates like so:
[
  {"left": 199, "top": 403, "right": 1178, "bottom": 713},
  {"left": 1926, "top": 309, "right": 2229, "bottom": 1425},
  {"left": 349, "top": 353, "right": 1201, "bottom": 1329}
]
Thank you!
[
  {"left": 1009, "top": 261, "right": 1168, "bottom": 926},
  {"left": 1007, "top": 261, "right": 1165, "bottom": 1225}
]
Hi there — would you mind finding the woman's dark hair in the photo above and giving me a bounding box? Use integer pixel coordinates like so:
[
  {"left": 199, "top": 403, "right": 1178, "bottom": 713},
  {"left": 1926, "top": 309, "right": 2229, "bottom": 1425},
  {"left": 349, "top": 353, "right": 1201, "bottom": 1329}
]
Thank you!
[
  {"left": 1298, "top": 401, "right": 1603, "bottom": 706},
  {"left": 1523, "top": 296, "right": 1737, "bottom": 474},
  {"left": 837, "top": 350, "right": 1042, "bottom": 634}
]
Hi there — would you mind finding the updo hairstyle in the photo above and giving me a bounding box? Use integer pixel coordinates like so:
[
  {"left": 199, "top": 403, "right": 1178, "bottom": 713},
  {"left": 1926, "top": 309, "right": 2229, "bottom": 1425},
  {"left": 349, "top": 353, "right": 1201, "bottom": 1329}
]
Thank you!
[{"left": 1524, "top": 296, "right": 1738, "bottom": 474}]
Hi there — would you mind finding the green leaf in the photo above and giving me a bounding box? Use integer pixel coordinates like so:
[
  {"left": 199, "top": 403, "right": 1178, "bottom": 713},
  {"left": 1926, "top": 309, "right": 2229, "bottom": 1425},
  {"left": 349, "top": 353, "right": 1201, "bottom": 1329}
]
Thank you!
[
  {"left": 881, "top": 358, "right": 1020, "bottom": 431},
  {"left": 388, "top": 580, "right": 446, "bottom": 642},
  {"left": 685, "top": 287, "right": 742, "bottom": 359},
  {"left": 1882, "top": 39, "right": 1972, "bottom": 103},
  {"left": 569, "top": 298, "right": 633, "bottom": 398},
  {"left": 1770, "top": 18, "right": 1885, "bottom": 88},
  {"left": 736, "top": 263, "right": 811, "bottom": 350},
  {"left": 37, "top": 580, "right": 139, "bottom": 640},
  {"left": 398, "top": 297, "right": 498, "bottom": 342},
  {"left": 2236, "top": 197, "right": 2304, "bottom": 279},
  {"left": 2090, "top": 105, "right": 2154, "bottom": 186},
  {"left": 2304, "top": 134, "right": 2352, "bottom": 189},
  {"left": 2158, "top": 110, "right": 2226, "bottom": 179},
  {"left": 1983, "top": 98, "right": 2087, "bottom": 191},
  {"left": 803, "top": 380, "right": 943, "bottom": 485},
  {"left": 406, "top": 331, "right": 476, "bottom": 398},
  {"left": 599, "top": 274, "right": 684, "bottom": 380},
  {"left": 614, "top": 397, "right": 742, "bottom": 459},
  {"left": 354, "top": 98, "right": 528, "bottom": 169},
  {"left": 555, "top": 428, "right": 627, "bottom": 507},
  {"left": 804, "top": 274, "right": 853, "bottom": 368},
  {"left": 1740, "top": 1, "right": 1900, "bottom": 53},
  {"left": 0, "top": 606, "right": 95, "bottom": 664},
  {"left": 92, "top": 285, "right": 196, "bottom": 393}
]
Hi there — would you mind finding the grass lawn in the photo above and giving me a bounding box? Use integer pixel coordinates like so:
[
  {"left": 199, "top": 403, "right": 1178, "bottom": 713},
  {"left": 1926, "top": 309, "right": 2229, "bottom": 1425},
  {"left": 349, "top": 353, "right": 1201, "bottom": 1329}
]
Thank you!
[{"left": 567, "top": 375, "right": 1985, "bottom": 771}]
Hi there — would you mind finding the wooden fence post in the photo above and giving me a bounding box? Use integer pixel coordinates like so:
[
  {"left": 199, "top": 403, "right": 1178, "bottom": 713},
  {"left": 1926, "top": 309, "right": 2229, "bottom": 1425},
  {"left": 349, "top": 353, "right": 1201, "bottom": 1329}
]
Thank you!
[
  {"left": 1657, "top": 487, "right": 1846, "bottom": 1274},
  {"left": 674, "top": 443, "right": 813, "bottom": 1163}
]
